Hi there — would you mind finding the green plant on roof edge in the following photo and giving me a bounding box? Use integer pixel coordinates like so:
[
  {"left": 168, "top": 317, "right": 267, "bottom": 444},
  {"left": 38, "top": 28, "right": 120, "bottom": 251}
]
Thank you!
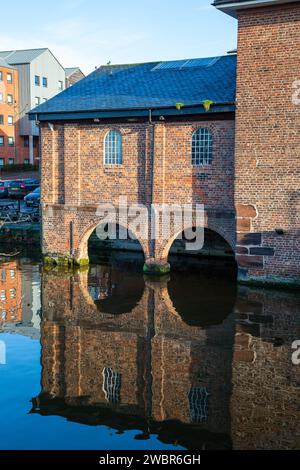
[
  {"left": 202, "top": 100, "right": 214, "bottom": 112},
  {"left": 175, "top": 102, "right": 185, "bottom": 111}
]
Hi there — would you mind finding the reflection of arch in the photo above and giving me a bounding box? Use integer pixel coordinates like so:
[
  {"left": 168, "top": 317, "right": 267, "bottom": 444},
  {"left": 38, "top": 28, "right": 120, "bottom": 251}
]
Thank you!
[
  {"left": 76, "top": 221, "right": 147, "bottom": 263},
  {"left": 167, "top": 267, "right": 237, "bottom": 327},
  {"left": 159, "top": 223, "right": 235, "bottom": 262},
  {"left": 88, "top": 265, "right": 145, "bottom": 315}
]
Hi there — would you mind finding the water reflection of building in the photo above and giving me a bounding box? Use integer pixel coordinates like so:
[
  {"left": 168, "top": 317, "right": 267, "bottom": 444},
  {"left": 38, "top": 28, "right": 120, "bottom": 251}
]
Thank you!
[
  {"left": 20, "top": 260, "right": 41, "bottom": 329},
  {"left": 0, "top": 258, "right": 41, "bottom": 335},
  {"left": 0, "top": 261, "right": 22, "bottom": 324},
  {"left": 33, "top": 266, "right": 300, "bottom": 450}
]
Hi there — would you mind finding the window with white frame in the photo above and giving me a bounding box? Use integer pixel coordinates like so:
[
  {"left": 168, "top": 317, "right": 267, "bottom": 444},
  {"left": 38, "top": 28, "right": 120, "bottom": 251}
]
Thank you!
[
  {"left": 104, "top": 130, "right": 122, "bottom": 165},
  {"left": 191, "top": 128, "right": 213, "bottom": 166}
]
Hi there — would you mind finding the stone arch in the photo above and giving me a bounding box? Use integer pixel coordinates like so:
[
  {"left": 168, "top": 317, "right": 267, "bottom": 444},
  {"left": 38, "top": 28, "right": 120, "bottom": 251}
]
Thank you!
[
  {"left": 75, "top": 219, "right": 148, "bottom": 264},
  {"left": 158, "top": 221, "right": 236, "bottom": 263}
]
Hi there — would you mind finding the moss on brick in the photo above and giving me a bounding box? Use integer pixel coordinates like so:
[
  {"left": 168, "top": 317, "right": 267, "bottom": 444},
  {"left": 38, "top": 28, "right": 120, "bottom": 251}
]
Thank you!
[
  {"left": 73, "top": 258, "right": 89, "bottom": 267},
  {"left": 143, "top": 261, "right": 171, "bottom": 276}
]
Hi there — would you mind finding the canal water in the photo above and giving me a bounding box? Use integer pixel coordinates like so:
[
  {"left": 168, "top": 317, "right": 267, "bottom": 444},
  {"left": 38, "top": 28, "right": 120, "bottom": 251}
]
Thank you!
[{"left": 0, "top": 252, "right": 299, "bottom": 450}]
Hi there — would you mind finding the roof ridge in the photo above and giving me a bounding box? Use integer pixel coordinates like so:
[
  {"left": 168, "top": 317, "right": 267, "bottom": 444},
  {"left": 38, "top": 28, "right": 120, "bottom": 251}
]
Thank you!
[{"left": 100, "top": 54, "right": 232, "bottom": 69}]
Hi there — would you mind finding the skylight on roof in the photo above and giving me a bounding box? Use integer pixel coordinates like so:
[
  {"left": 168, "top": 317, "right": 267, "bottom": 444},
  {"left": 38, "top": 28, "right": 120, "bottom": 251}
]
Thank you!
[{"left": 152, "top": 57, "right": 220, "bottom": 71}]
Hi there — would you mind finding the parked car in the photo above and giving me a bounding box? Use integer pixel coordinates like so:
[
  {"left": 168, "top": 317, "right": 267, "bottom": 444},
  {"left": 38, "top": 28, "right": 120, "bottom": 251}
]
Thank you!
[
  {"left": 0, "top": 181, "right": 13, "bottom": 198},
  {"left": 8, "top": 179, "right": 39, "bottom": 199},
  {"left": 24, "top": 187, "right": 40, "bottom": 207}
]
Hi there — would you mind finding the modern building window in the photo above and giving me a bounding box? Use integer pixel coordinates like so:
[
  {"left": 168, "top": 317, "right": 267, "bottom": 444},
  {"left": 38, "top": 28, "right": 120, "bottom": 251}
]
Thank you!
[
  {"left": 8, "top": 158, "right": 14, "bottom": 166},
  {"left": 102, "top": 367, "right": 121, "bottom": 404},
  {"left": 7, "top": 73, "right": 12, "bottom": 84},
  {"left": 0, "top": 93, "right": 3, "bottom": 102},
  {"left": 35, "top": 75, "right": 40, "bottom": 86},
  {"left": 0, "top": 159, "right": 4, "bottom": 167},
  {"left": 0, "top": 115, "right": 4, "bottom": 125},
  {"left": 35, "top": 97, "right": 40, "bottom": 106},
  {"left": 58, "top": 80, "right": 63, "bottom": 91},
  {"left": 8, "top": 116, "right": 13, "bottom": 126},
  {"left": 188, "top": 387, "right": 209, "bottom": 423},
  {"left": 104, "top": 130, "right": 122, "bottom": 165},
  {"left": 42, "top": 77, "right": 48, "bottom": 87},
  {"left": 8, "top": 137, "right": 14, "bottom": 146},
  {"left": 0, "top": 136, "right": 4, "bottom": 146},
  {"left": 24, "top": 159, "right": 29, "bottom": 165},
  {"left": 0, "top": 71, "right": 2, "bottom": 81},
  {"left": 191, "top": 128, "right": 213, "bottom": 166},
  {"left": 24, "top": 137, "right": 29, "bottom": 147},
  {"left": 7, "top": 94, "right": 13, "bottom": 105}
]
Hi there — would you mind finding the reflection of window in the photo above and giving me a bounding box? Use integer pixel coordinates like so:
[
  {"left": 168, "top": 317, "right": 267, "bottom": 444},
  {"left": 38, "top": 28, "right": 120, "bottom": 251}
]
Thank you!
[
  {"left": 188, "top": 387, "right": 209, "bottom": 423},
  {"left": 102, "top": 367, "right": 121, "bottom": 404},
  {"left": 10, "top": 270, "right": 15, "bottom": 279},
  {"left": 10, "top": 288, "right": 16, "bottom": 299},
  {"left": 1, "top": 269, "right": 6, "bottom": 281},
  {"left": 0, "top": 291, "right": 6, "bottom": 301}
]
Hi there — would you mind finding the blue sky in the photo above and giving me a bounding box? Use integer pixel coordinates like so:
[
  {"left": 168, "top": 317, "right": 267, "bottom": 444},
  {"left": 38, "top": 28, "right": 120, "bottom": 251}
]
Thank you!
[{"left": 2, "top": 0, "right": 237, "bottom": 74}]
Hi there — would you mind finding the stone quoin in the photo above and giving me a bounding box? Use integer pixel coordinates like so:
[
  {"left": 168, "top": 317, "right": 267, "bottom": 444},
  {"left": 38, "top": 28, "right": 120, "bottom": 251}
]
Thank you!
[{"left": 29, "top": 0, "right": 300, "bottom": 288}]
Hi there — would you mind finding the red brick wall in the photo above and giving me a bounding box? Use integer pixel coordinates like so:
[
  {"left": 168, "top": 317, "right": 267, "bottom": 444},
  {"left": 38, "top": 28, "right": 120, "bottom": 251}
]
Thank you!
[
  {"left": 0, "top": 65, "right": 19, "bottom": 165},
  {"left": 40, "top": 119, "right": 236, "bottom": 262},
  {"left": 235, "top": 4, "right": 300, "bottom": 284}
]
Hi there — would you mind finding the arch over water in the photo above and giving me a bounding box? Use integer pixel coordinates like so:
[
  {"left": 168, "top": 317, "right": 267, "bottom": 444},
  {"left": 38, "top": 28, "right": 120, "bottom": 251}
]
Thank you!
[
  {"left": 158, "top": 223, "right": 235, "bottom": 263},
  {"left": 77, "top": 221, "right": 147, "bottom": 264}
]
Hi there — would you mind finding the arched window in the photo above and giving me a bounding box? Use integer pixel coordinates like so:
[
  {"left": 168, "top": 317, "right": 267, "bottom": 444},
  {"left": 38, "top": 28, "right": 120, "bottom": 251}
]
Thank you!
[
  {"left": 104, "top": 130, "right": 122, "bottom": 165},
  {"left": 191, "top": 128, "right": 213, "bottom": 166}
]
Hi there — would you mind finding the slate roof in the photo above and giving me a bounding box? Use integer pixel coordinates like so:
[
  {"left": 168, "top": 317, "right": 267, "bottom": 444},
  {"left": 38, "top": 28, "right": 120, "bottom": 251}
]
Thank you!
[
  {"left": 65, "top": 67, "right": 81, "bottom": 77},
  {"left": 0, "top": 48, "right": 47, "bottom": 64},
  {"left": 213, "top": 0, "right": 300, "bottom": 11},
  {"left": 214, "top": 0, "right": 299, "bottom": 3},
  {"left": 213, "top": 0, "right": 253, "bottom": 4},
  {"left": 0, "top": 57, "right": 16, "bottom": 70},
  {"left": 29, "top": 54, "right": 237, "bottom": 118}
]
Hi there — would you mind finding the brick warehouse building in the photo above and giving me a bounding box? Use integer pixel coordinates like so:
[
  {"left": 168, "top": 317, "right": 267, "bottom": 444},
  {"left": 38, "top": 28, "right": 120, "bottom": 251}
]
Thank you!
[
  {"left": 30, "top": 0, "right": 300, "bottom": 288},
  {"left": 0, "top": 58, "right": 22, "bottom": 167}
]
